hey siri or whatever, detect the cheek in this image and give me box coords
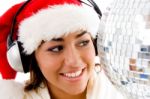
[36,53,62,80]
[82,45,95,67]
[37,52,60,69]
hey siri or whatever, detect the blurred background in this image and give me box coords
[0,0,113,82]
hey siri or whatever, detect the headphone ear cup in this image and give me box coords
[94,38,98,55]
[7,41,32,73]
[17,41,32,73]
[7,41,24,72]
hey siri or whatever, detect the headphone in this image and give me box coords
[7,0,102,73]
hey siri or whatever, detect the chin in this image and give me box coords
[66,84,87,95]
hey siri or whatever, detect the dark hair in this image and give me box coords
[24,53,47,91]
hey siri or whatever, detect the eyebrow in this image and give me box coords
[51,30,88,42]
[52,37,64,42]
[76,30,87,38]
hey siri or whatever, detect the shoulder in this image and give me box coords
[87,70,126,99]
[0,80,50,99]
[0,80,25,99]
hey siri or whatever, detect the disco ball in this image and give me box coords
[97,0,150,99]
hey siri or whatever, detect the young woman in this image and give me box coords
[0,0,124,99]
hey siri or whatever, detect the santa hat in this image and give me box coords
[0,0,100,79]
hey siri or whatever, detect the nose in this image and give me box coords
[63,46,83,68]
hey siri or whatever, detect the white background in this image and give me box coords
[0,0,113,16]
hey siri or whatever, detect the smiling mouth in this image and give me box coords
[60,69,85,78]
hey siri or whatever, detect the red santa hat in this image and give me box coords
[0,0,100,79]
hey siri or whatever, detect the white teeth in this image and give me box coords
[63,70,82,78]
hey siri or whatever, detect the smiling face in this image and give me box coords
[35,30,96,98]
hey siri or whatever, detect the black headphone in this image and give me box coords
[7,0,102,73]
[7,0,32,73]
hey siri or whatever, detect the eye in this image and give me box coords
[78,40,90,47]
[47,45,63,53]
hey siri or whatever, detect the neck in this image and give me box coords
[50,91,86,99]
[47,84,86,99]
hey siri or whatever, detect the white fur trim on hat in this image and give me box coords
[18,4,100,55]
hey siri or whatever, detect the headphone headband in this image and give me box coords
[7,0,30,50]
[79,0,102,19]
